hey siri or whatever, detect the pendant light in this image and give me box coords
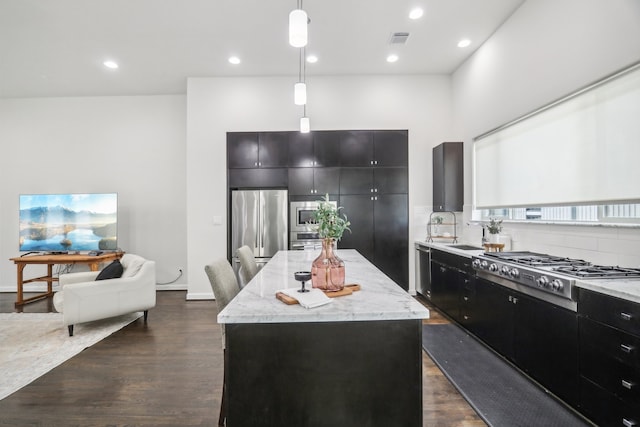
[300,107,310,133]
[294,48,307,105]
[289,1,308,48]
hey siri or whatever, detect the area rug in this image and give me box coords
[422,323,589,427]
[0,311,142,400]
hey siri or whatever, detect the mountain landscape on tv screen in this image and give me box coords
[19,205,117,251]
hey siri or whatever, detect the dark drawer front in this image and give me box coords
[431,249,472,273]
[580,317,640,370]
[580,289,640,336]
[582,340,640,404]
[580,377,640,427]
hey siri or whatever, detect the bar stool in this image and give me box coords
[204,258,241,426]
[236,245,259,286]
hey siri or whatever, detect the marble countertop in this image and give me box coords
[414,240,640,305]
[218,249,430,324]
[414,240,484,258]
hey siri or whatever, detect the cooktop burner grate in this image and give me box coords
[554,265,640,279]
[483,251,590,267]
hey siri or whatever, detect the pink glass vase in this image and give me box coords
[311,238,345,292]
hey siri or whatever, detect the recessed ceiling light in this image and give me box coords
[457,39,471,48]
[306,54,318,64]
[409,8,424,20]
[228,56,241,65]
[386,54,399,63]
[103,60,118,69]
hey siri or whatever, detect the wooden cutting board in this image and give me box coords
[276,284,361,305]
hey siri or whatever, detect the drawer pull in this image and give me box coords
[623,418,637,427]
[622,379,635,390]
[621,312,633,321]
[621,344,635,354]
[463,296,469,301]
[463,315,470,320]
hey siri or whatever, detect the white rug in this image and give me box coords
[0,311,142,400]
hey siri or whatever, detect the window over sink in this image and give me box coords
[477,203,640,225]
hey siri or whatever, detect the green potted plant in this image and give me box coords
[486,217,503,243]
[311,194,351,291]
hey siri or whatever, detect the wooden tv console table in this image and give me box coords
[9,252,124,307]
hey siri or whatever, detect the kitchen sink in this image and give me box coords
[447,244,483,251]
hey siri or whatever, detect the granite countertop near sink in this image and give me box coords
[415,240,485,258]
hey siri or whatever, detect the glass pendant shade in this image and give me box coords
[289,9,308,47]
[300,116,310,133]
[294,82,307,105]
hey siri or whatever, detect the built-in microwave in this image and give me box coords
[289,200,337,249]
[289,200,337,233]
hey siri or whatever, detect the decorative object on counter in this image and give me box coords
[310,194,351,291]
[294,271,311,293]
[432,215,444,235]
[427,211,457,243]
[486,217,503,244]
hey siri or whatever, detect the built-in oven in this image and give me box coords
[289,200,336,250]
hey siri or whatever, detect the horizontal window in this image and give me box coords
[478,203,640,225]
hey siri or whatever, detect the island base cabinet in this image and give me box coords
[225,320,423,427]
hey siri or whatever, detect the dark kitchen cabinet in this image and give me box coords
[578,289,640,426]
[339,130,408,167]
[338,194,408,289]
[227,132,289,169]
[433,141,463,212]
[428,249,474,326]
[288,131,341,167]
[473,277,578,406]
[288,167,339,196]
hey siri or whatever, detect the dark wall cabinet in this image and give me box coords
[433,141,463,212]
[578,289,640,427]
[227,129,409,290]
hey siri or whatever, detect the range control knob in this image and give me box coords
[489,263,499,272]
[481,260,489,269]
[550,279,564,291]
[509,268,520,279]
[500,266,510,275]
[472,259,481,269]
[537,276,549,288]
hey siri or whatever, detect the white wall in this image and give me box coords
[186,75,452,298]
[0,95,187,291]
[452,0,640,266]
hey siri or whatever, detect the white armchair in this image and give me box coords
[53,254,156,336]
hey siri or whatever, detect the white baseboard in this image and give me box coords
[186,292,215,300]
[1,284,188,293]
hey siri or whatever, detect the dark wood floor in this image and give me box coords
[0,291,485,427]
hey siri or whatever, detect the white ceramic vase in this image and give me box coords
[488,233,501,244]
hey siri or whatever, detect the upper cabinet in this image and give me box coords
[227,132,289,168]
[288,131,341,167]
[338,130,408,167]
[433,141,463,212]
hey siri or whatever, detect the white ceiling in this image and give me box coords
[0,0,525,98]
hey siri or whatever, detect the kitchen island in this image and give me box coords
[218,249,430,427]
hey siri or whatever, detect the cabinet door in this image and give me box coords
[313,131,341,167]
[339,168,374,195]
[459,273,475,329]
[373,130,408,166]
[515,294,579,406]
[288,168,314,195]
[374,167,408,194]
[474,277,515,360]
[337,195,374,262]
[258,132,289,167]
[374,194,408,290]
[228,168,288,188]
[430,260,459,318]
[313,167,340,195]
[339,131,374,166]
[433,142,463,212]
[228,132,259,168]
[432,143,445,210]
[288,132,314,167]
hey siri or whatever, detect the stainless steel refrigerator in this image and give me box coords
[231,189,288,279]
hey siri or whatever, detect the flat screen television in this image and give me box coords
[19,193,118,252]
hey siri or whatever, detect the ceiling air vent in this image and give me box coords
[389,32,410,44]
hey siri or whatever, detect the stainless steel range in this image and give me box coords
[472,251,640,311]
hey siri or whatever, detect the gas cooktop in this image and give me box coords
[554,265,640,279]
[482,251,590,267]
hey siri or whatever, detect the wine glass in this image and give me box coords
[294,271,312,293]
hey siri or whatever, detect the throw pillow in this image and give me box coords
[95,259,124,281]
[121,254,146,278]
